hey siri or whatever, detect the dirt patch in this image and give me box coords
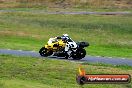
[0,30,41,39]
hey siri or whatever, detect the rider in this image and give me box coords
[61,34,70,58]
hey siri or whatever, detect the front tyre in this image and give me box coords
[39,47,49,57]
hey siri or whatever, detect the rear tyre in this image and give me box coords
[80,49,86,58]
[72,53,82,60]
[72,49,86,60]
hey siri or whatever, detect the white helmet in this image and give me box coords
[63,34,69,37]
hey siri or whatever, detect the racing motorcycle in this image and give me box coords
[39,34,89,60]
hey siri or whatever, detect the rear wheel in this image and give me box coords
[80,49,86,58]
[72,53,82,60]
[72,49,86,60]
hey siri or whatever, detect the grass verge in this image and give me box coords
[0,55,132,88]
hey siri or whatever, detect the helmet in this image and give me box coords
[62,34,69,37]
[62,34,69,42]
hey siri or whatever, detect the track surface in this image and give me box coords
[0,10,131,15]
[0,49,132,66]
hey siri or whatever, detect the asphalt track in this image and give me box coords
[0,49,132,66]
[0,10,131,15]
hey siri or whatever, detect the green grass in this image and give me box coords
[0,55,132,88]
[0,12,132,58]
